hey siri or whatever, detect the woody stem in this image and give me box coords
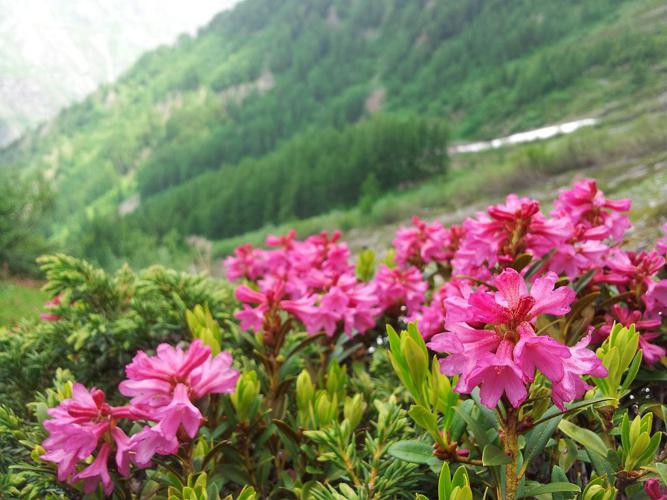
[503,407,519,500]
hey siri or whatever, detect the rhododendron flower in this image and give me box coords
[551,333,607,410]
[602,250,664,289]
[129,425,179,467]
[229,230,383,338]
[429,268,604,409]
[546,225,610,278]
[646,279,667,316]
[410,279,473,340]
[120,340,238,447]
[40,294,62,321]
[41,384,135,494]
[466,268,575,329]
[596,305,665,366]
[224,243,267,281]
[282,274,380,337]
[234,278,287,332]
[552,178,631,242]
[374,264,427,315]
[393,217,461,268]
[644,478,667,500]
[465,340,527,408]
[73,442,113,495]
[453,194,569,277]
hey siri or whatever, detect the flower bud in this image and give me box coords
[326,361,347,400]
[343,394,366,431]
[315,392,337,427]
[403,336,427,388]
[231,370,261,422]
[296,369,314,413]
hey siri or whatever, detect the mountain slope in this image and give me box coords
[0,0,665,268]
[0,0,240,145]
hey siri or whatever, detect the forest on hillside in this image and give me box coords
[0,0,664,272]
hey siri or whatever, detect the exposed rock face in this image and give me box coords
[0,0,240,146]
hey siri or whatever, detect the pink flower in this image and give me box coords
[41,384,135,493]
[40,294,62,321]
[129,425,179,467]
[453,194,569,277]
[646,279,667,315]
[234,278,287,332]
[601,250,664,290]
[411,279,472,340]
[429,268,603,409]
[546,224,610,278]
[283,276,380,337]
[224,244,266,281]
[374,265,427,316]
[119,340,239,445]
[639,333,667,367]
[551,334,607,410]
[644,478,667,500]
[465,341,527,408]
[466,268,575,329]
[552,178,631,242]
[73,442,113,496]
[514,324,571,382]
[393,217,460,267]
[596,305,665,366]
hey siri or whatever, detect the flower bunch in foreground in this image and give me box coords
[41,340,239,495]
[428,268,607,409]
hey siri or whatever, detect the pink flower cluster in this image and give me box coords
[393,216,463,269]
[225,178,665,406]
[427,268,607,409]
[226,230,383,338]
[42,385,133,495]
[394,179,664,365]
[41,340,238,495]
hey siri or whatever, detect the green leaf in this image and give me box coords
[519,482,580,497]
[438,461,452,500]
[454,405,491,448]
[524,248,556,279]
[510,253,532,272]
[409,404,443,445]
[482,444,511,466]
[558,419,608,457]
[656,462,667,485]
[551,466,577,500]
[524,406,562,466]
[635,432,661,467]
[621,351,643,390]
[387,440,434,464]
[586,449,616,480]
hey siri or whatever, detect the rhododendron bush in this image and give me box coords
[1,178,666,499]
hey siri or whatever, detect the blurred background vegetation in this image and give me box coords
[0,0,665,322]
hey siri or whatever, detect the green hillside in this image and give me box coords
[0,0,665,269]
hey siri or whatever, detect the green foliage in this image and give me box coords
[592,323,642,402]
[0,254,234,412]
[1,252,666,498]
[133,114,448,239]
[2,0,664,267]
[0,173,52,276]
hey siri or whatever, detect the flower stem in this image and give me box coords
[503,407,519,500]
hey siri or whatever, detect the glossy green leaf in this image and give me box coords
[387,440,434,464]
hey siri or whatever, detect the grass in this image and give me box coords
[0,280,47,327]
